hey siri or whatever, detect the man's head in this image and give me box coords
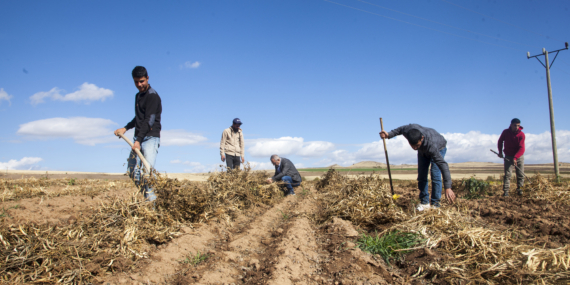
[232,118,242,130]
[405,129,424,150]
[510,118,521,132]
[132,66,149,93]
[270,154,281,166]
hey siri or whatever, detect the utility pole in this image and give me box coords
[527,42,568,182]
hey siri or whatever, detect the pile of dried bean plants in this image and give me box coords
[0,167,283,284]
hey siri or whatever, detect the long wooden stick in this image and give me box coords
[380,118,394,196]
[117,133,152,174]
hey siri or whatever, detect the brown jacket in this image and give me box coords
[220,127,244,157]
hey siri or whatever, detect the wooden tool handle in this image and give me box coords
[117,133,152,174]
[379,118,394,196]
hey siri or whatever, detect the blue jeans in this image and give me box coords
[127,136,160,201]
[417,147,446,207]
[280,176,301,195]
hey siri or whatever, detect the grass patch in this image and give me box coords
[278,209,289,220]
[179,251,209,266]
[357,230,423,265]
[298,168,417,172]
[462,177,490,199]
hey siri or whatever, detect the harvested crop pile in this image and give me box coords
[391,207,570,283]
[0,177,131,201]
[315,169,406,227]
[525,173,570,204]
[0,168,283,284]
[153,167,283,223]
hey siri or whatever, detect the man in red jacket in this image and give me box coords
[497,118,525,196]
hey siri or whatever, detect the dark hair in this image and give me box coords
[511,118,521,124]
[132,66,148,78]
[406,129,423,145]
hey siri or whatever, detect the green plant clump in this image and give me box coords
[462,177,490,199]
[357,230,423,265]
[68,178,76,186]
[179,251,209,266]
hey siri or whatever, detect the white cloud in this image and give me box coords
[325,130,570,166]
[0,88,13,106]
[161,130,208,146]
[0,157,43,170]
[30,83,113,105]
[181,61,201,69]
[17,117,117,146]
[248,161,274,170]
[247,137,335,158]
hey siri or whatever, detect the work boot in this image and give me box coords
[516,188,523,196]
[503,190,509,197]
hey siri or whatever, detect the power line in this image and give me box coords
[355,0,538,49]
[441,0,566,44]
[323,0,525,52]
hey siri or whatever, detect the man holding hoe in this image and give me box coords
[114,66,162,202]
[496,118,525,196]
[380,124,456,211]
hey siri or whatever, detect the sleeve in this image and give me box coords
[135,94,160,143]
[514,133,525,159]
[272,160,291,181]
[124,117,136,130]
[430,147,452,189]
[388,124,416,139]
[220,129,228,156]
[240,131,245,157]
[497,131,505,156]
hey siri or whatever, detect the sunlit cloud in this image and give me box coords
[0,157,43,170]
[30,83,113,105]
[0,88,13,106]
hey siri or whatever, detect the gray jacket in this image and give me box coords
[272,157,302,183]
[388,124,452,189]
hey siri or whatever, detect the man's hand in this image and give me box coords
[379,131,389,139]
[514,158,517,166]
[241,157,245,163]
[266,178,273,184]
[445,188,456,204]
[221,154,225,162]
[133,141,141,151]
[498,152,504,158]
[114,128,127,136]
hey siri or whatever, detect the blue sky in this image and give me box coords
[1,0,570,173]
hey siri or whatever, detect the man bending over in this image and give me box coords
[380,124,456,211]
[266,155,302,196]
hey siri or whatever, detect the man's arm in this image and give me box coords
[514,133,525,160]
[125,117,136,130]
[220,129,228,156]
[135,94,160,143]
[387,124,420,139]
[497,131,505,157]
[240,130,245,157]
[272,160,291,181]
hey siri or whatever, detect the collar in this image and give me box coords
[137,85,151,96]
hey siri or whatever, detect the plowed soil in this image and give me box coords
[2,176,569,284]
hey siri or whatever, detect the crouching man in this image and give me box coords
[266,155,302,196]
[380,124,456,211]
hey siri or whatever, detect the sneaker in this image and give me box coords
[416,204,431,211]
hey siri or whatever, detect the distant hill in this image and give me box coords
[350,161,386,168]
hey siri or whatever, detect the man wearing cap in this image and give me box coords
[497,118,526,196]
[220,118,245,170]
[380,124,456,211]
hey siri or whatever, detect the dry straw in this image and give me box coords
[0,167,283,284]
[315,169,407,227]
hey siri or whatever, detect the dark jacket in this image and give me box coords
[498,126,525,159]
[388,124,452,189]
[272,157,302,183]
[124,85,162,143]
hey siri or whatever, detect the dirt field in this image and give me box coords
[1,170,569,284]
